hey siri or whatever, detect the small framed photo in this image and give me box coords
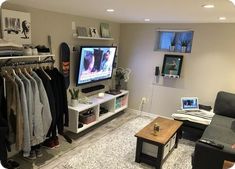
[161,54,183,78]
[100,23,111,38]
[89,27,99,38]
[1,9,31,45]
[77,26,88,37]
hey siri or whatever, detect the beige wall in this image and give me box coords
[2,3,120,94]
[119,23,235,117]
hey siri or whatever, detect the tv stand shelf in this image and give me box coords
[66,90,129,133]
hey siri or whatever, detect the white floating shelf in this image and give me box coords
[77,36,114,41]
[0,54,55,60]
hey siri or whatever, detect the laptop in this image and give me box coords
[181,97,199,111]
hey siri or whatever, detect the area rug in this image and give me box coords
[55,116,195,169]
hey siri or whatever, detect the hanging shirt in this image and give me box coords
[14,74,31,157]
[4,74,23,150]
[0,76,7,121]
[46,68,69,134]
[18,73,33,144]
[35,69,56,138]
[20,72,44,146]
[31,72,52,140]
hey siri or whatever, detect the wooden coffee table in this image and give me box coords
[135,117,183,169]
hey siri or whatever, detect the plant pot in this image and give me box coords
[169,45,175,52]
[115,84,121,91]
[71,99,78,107]
[181,46,187,53]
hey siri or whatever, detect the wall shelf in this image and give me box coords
[77,36,114,41]
[0,54,55,60]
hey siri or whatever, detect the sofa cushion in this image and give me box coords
[210,114,235,131]
[214,91,235,118]
[202,125,235,145]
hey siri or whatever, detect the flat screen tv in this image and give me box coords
[161,54,183,78]
[76,46,117,85]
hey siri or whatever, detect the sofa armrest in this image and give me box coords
[192,141,235,169]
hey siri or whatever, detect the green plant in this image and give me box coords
[170,41,175,46]
[69,88,79,100]
[181,40,189,47]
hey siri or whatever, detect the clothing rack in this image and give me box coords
[0,55,55,69]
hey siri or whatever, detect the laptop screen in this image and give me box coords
[181,97,199,110]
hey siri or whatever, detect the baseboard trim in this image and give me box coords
[126,108,173,120]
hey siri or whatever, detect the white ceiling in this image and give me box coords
[5,0,235,23]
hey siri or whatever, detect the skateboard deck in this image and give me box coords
[60,42,70,89]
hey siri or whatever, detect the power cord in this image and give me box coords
[138,99,145,116]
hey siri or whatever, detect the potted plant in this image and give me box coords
[170,39,175,52]
[115,67,131,91]
[181,40,189,53]
[69,88,79,107]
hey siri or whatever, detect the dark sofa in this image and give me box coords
[192,91,235,169]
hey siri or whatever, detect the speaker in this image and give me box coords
[82,85,105,93]
[155,66,160,76]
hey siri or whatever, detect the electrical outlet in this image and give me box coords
[141,97,147,104]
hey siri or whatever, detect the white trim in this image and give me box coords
[126,108,173,120]
[155,28,193,32]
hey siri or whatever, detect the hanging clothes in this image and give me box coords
[0,76,10,167]
[0,76,7,120]
[35,69,56,138]
[0,117,9,168]
[31,72,52,139]
[4,73,23,150]
[14,74,31,157]
[46,68,69,134]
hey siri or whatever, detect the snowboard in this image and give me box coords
[60,42,70,89]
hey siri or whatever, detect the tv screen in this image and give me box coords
[161,54,183,78]
[76,46,117,85]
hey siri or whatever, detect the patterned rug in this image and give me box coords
[55,116,195,169]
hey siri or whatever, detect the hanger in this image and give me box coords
[28,66,33,74]
[40,66,51,80]
[12,68,17,76]
[16,67,22,75]
[23,67,31,78]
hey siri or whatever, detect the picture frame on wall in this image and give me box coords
[100,23,111,38]
[77,26,88,37]
[89,27,99,38]
[161,54,183,78]
[1,9,31,45]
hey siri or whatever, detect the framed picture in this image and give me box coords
[89,27,99,38]
[161,54,183,78]
[77,26,88,37]
[1,9,31,45]
[100,23,111,38]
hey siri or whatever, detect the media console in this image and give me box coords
[65,90,129,133]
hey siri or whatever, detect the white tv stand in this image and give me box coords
[66,90,129,133]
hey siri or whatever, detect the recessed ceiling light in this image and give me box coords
[202,4,215,8]
[106,9,115,12]
[0,0,6,6]
[229,0,235,5]
[219,17,227,21]
[144,18,150,22]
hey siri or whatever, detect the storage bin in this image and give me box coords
[79,110,96,124]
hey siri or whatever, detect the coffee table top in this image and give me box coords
[135,117,183,144]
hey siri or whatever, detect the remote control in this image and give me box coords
[199,139,224,149]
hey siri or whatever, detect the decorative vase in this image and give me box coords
[71,99,78,107]
[169,45,175,52]
[181,46,187,53]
